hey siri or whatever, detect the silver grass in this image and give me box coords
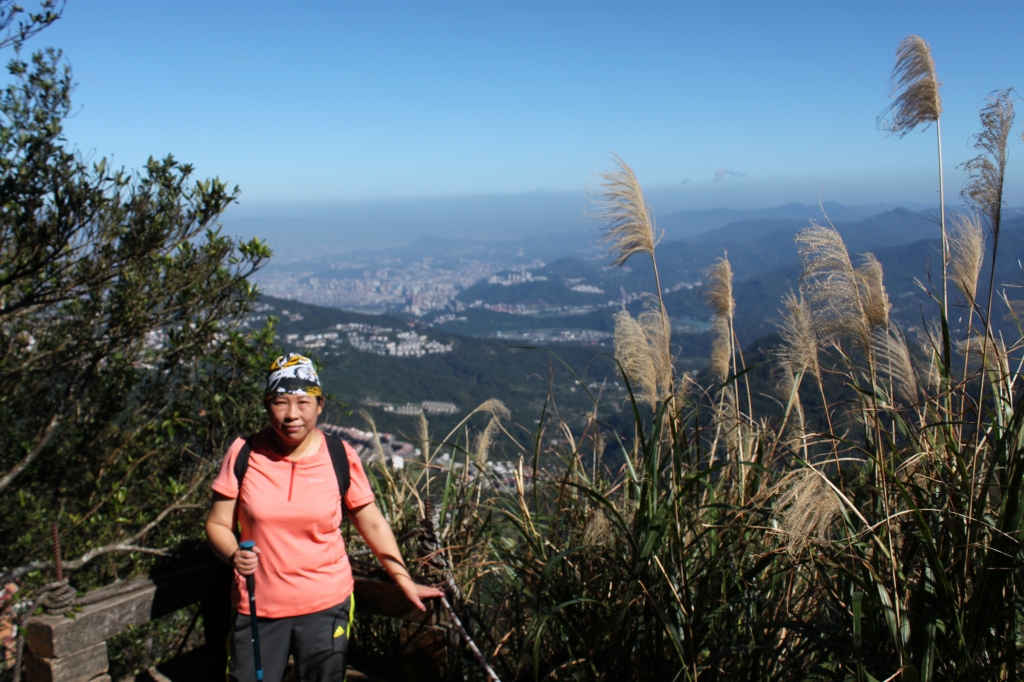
[417,411,431,461]
[704,257,735,319]
[949,213,985,303]
[707,315,732,383]
[613,304,672,407]
[775,365,806,451]
[717,384,741,457]
[770,467,841,557]
[777,291,820,385]
[915,327,943,394]
[592,154,658,267]
[878,35,942,137]
[472,398,511,421]
[583,508,613,547]
[873,326,919,405]
[856,253,891,329]
[961,90,1015,235]
[474,417,500,465]
[795,223,869,351]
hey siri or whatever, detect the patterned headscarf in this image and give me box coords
[264,353,322,400]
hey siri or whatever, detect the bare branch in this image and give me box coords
[0,412,61,493]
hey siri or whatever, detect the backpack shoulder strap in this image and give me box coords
[324,435,352,511]
[231,436,253,538]
[233,436,253,489]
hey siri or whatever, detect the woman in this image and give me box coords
[206,353,443,681]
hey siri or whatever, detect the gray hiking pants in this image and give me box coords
[228,596,353,682]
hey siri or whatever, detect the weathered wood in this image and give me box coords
[353,577,429,623]
[24,560,451,682]
[24,640,107,682]
[27,566,214,658]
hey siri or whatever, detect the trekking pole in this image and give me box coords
[238,541,264,682]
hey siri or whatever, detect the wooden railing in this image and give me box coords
[22,559,454,682]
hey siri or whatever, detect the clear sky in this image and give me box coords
[27,0,1024,229]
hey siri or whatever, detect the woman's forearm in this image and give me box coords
[207,520,240,564]
[350,503,414,584]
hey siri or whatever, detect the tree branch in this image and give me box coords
[0,485,201,583]
[0,412,61,493]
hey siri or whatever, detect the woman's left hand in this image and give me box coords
[397,578,446,611]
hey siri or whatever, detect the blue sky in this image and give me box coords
[30,1,1024,230]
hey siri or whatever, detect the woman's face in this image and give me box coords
[265,394,323,446]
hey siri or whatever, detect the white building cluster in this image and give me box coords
[282,322,453,357]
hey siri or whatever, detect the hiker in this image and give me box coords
[205,353,444,682]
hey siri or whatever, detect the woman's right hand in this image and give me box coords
[233,544,260,575]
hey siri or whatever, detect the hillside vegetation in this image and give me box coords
[5,15,1024,682]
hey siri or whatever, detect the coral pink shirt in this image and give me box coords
[212,428,375,618]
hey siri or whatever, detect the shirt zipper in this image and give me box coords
[288,461,295,501]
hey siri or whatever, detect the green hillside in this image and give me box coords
[259,296,629,442]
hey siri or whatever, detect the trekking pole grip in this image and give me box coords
[239,541,257,597]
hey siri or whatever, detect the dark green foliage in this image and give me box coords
[0,37,276,596]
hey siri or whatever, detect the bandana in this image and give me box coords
[265,353,322,400]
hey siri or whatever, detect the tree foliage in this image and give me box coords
[0,19,277,587]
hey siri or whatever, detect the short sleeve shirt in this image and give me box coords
[212,428,375,618]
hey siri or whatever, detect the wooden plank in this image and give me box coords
[26,570,210,659]
[24,640,107,682]
[353,577,429,623]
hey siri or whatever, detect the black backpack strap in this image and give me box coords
[231,436,252,538]
[233,437,253,488]
[324,435,352,516]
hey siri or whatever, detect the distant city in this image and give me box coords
[256,255,700,319]
[257,257,519,316]
[284,321,454,357]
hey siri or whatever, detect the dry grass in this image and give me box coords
[707,315,732,383]
[474,416,500,464]
[873,326,919,405]
[582,508,612,547]
[961,89,1015,231]
[795,223,869,351]
[591,154,658,267]
[855,253,891,329]
[777,291,820,385]
[704,257,734,319]
[769,467,842,557]
[613,303,672,407]
[949,212,985,303]
[878,35,942,136]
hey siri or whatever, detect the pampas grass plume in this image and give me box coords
[613,305,671,407]
[873,326,919,405]
[961,90,1016,232]
[856,253,891,329]
[878,35,942,136]
[770,468,841,557]
[708,315,731,383]
[795,223,869,350]
[592,154,658,267]
[704,257,735,319]
[777,291,820,384]
[474,417,500,464]
[949,213,985,302]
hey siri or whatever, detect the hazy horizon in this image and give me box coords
[222,190,946,257]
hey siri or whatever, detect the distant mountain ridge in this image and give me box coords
[655,201,934,239]
[456,208,954,311]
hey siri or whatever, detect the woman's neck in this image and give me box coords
[269,427,321,461]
